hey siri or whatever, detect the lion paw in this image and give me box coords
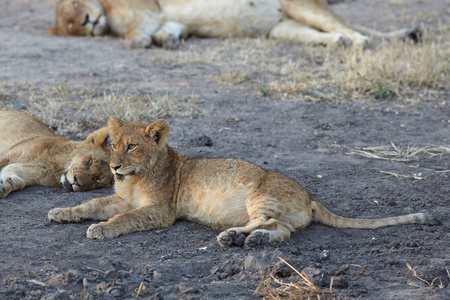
[87,223,119,240]
[245,230,270,248]
[217,230,247,247]
[161,34,181,50]
[126,36,151,49]
[0,183,9,198]
[48,208,73,223]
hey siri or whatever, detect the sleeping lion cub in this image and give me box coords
[0,110,113,198]
[48,118,439,247]
[46,0,419,49]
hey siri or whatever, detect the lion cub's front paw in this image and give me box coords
[48,208,73,223]
[87,223,119,240]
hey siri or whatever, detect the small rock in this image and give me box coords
[210,266,219,275]
[319,250,330,261]
[244,255,260,271]
[191,135,213,147]
[105,269,120,279]
[331,276,349,289]
[41,290,71,300]
[290,247,302,256]
[302,267,320,277]
[153,270,162,279]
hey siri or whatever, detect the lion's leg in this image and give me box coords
[0,163,49,198]
[152,21,187,50]
[86,203,176,239]
[279,0,369,46]
[48,194,130,223]
[217,217,291,248]
[217,192,294,248]
[269,19,349,46]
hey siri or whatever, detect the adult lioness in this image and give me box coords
[46,0,419,49]
[0,110,114,198]
[48,118,439,247]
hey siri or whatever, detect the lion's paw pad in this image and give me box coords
[218,230,246,247]
[246,231,270,248]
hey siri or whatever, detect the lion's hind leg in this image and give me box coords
[0,163,34,198]
[279,0,369,46]
[217,218,291,248]
[269,19,351,47]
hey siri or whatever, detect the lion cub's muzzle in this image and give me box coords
[61,173,79,192]
[110,164,136,181]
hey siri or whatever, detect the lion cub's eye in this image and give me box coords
[128,144,137,151]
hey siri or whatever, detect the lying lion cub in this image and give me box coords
[48,118,439,247]
[46,0,419,49]
[0,110,113,198]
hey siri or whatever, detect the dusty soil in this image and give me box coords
[0,0,449,299]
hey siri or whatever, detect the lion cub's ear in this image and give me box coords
[145,119,170,145]
[83,127,111,151]
[46,27,60,35]
[107,117,124,137]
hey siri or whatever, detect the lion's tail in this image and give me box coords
[310,197,440,229]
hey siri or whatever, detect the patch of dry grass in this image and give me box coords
[325,38,449,101]
[210,69,247,85]
[85,90,204,124]
[255,257,343,300]
[0,85,204,138]
[406,263,444,289]
[152,14,449,104]
[346,142,450,179]
[347,142,450,163]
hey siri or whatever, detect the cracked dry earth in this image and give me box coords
[0,0,449,299]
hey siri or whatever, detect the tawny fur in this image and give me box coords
[46,0,419,49]
[0,110,113,198]
[48,118,439,248]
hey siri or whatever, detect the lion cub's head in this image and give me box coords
[61,127,114,192]
[107,118,170,181]
[46,0,107,37]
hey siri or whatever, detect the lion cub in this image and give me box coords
[0,110,113,198]
[48,118,439,247]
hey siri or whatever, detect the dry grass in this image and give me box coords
[84,90,204,124]
[406,263,444,289]
[347,142,450,163]
[210,69,247,85]
[255,257,343,300]
[325,38,449,101]
[346,142,450,179]
[150,13,449,104]
[0,85,204,137]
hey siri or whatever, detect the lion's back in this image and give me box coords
[0,111,55,153]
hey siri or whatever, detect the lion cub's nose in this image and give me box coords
[111,165,121,171]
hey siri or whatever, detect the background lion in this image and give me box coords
[46,0,420,48]
[0,110,114,198]
[48,118,439,247]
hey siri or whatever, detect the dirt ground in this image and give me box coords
[0,0,449,299]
